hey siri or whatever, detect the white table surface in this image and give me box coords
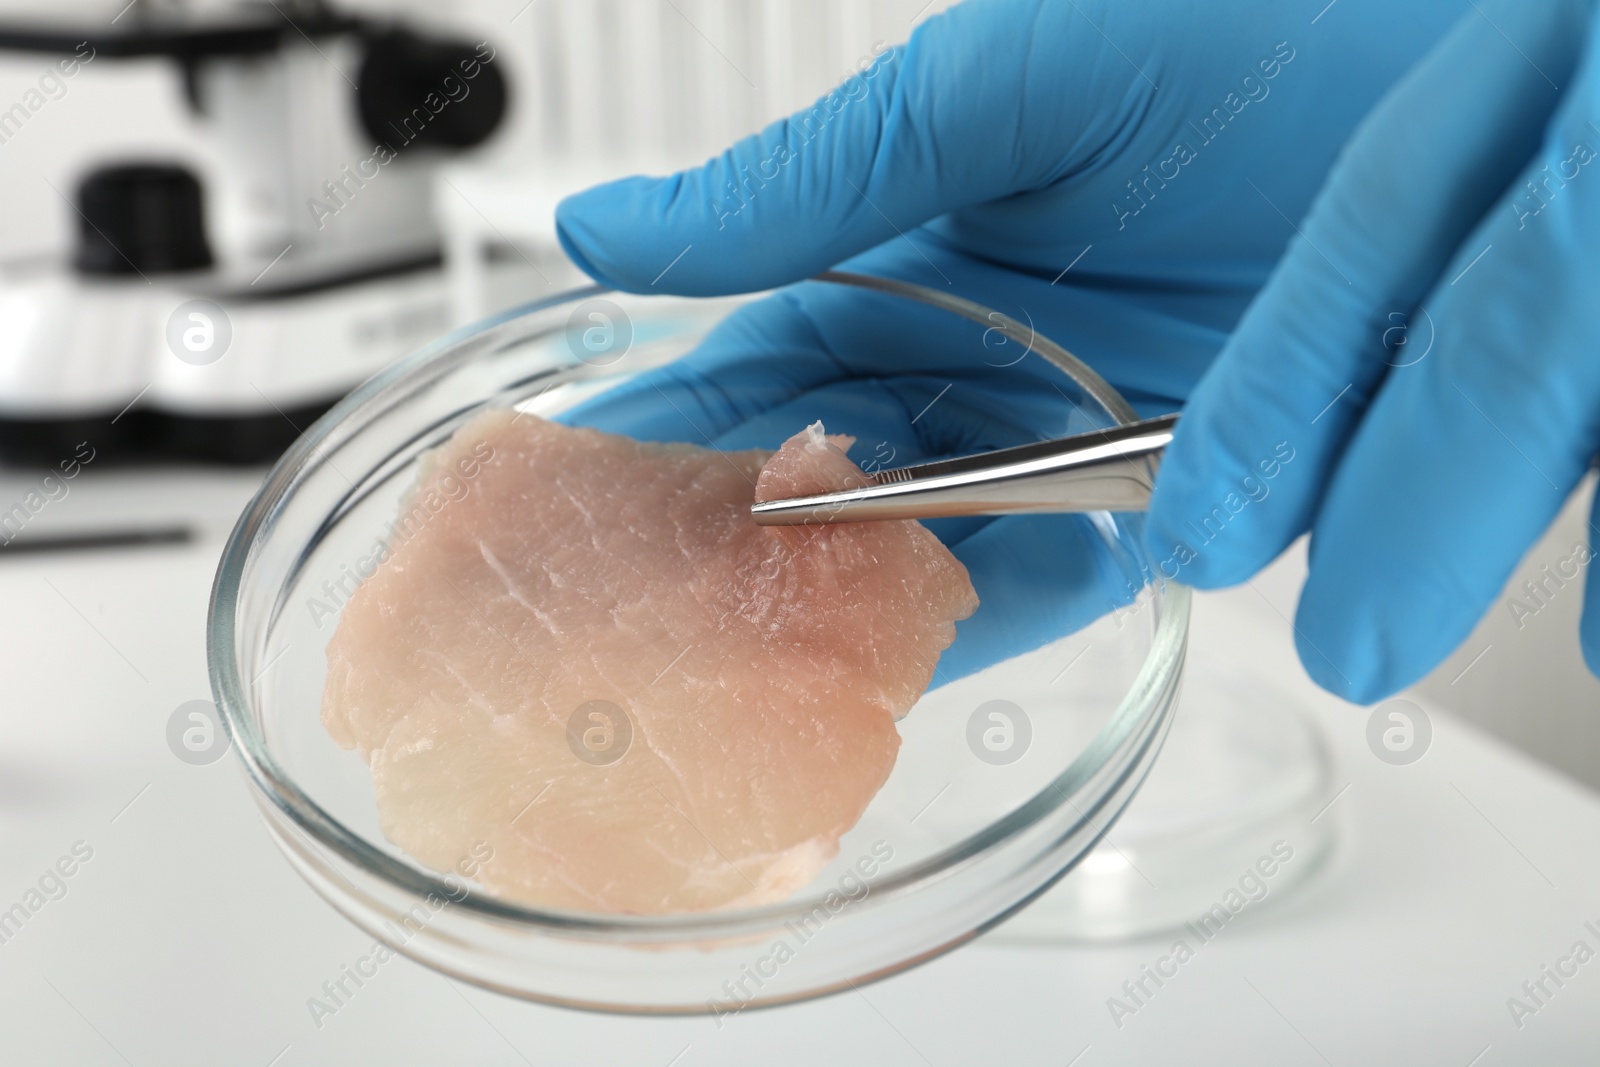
[1,464,1598,1067]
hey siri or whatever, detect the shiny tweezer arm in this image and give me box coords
[750,414,1178,525]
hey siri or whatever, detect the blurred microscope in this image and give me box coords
[0,0,511,462]
[0,0,950,464]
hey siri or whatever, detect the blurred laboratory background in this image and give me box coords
[0,0,1592,786]
[1,3,1599,1064]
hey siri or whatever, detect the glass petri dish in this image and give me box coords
[207,272,1190,1013]
[995,658,1336,942]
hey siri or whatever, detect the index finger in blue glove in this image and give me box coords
[554,0,1158,296]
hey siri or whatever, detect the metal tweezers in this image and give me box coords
[750,413,1177,525]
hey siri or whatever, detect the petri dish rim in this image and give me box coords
[206,271,1191,943]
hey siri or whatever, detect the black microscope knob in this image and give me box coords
[73,162,214,276]
[357,29,508,151]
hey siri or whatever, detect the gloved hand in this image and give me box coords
[1147,0,1600,701]
[555,0,1463,683]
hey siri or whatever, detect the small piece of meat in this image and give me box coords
[321,411,978,914]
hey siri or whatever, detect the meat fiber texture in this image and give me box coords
[321,410,978,915]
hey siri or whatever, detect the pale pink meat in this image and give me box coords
[321,410,978,914]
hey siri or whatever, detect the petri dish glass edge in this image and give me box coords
[205,274,1191,973]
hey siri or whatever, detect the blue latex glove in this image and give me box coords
[1148,0,1600,701]
[555,0,1463,682]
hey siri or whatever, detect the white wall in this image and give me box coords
[1415,475,1600,790]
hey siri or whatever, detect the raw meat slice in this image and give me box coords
[321,410,978,914]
